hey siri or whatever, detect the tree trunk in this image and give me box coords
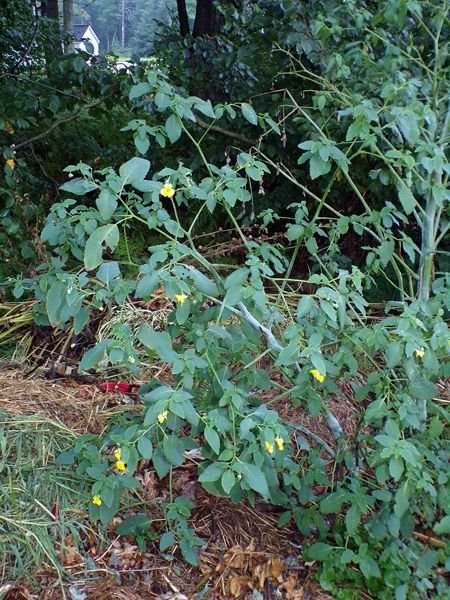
[121,0,126,47]
[193,0,220,37]
[176,0,190,37]
[63,0,74,53]
[40,0,62,59]
[41,0,59,19]
[176,0,243,100]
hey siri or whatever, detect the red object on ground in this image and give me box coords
[99,381,139,393]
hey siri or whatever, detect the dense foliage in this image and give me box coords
[1,0,449,598]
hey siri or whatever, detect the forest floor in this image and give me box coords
[0,362,344,600]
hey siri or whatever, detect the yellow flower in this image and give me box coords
[114,448,121,460]
[6,159,15,170]
[115,460,126,471]
[160,182,175,198]
[414,348,425,358]
[274,437,284,451]
[92,495,102,506]
[310,369,325,383]
[157,410,168,424]
[174,293,188,305]
[264,440,274,454]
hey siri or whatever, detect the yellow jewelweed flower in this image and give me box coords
[115,460,126,471]
[160,182,175,198]
[157,410,168,424]
[414,348,425,358]
[92,495,102,506]
[174,293,188,305]
[6,159,15,170]
[264,440,274,454]
[114,448,121,460]
[310,369,325,383]
[274,437,284,451]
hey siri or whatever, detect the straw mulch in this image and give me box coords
[0,363,336,600]
[0,364,133,433]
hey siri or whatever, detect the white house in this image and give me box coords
[72,24,100,55]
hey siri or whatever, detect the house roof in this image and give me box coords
[72,23,89,41]
[72,23,99,44]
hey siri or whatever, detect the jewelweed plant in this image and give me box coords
[10,1,450,597]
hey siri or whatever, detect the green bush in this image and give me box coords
[8,1,450,597]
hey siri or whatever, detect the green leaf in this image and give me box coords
[221,469,236,494]
[137,436,153,459]
[137,325,178,363]
[129,81,152,100]
[241,102,258,125]
[360,556,381,579]
[198,462,228,483]
[305,542,334,561]
[119,157,151,184]
[320,489,348,514]
[160,531,175,552]
[96,189,118,221]
[176,299,190,325]
[236,462,269,498]
[389,456,404,481]
[311,353,326,375]
[346,504,361,535]
[309,154,331,179]
[378,240,395,266]
[386,341,402,367]
[297,296,315,320]
[162,435,185,466]
[60,178,98,195]
[165,114,182,143]
[56,449,75,465]
[188,267,219,297]
[276,342,299,367]
[204,426,220,455]
[74,307,90,335]
[409,377,437,401]
[46,281,66,326]
[136,272,160,299]
[194,98,216,119]
[394,481,410,518]
[320,299,337,323]
[97,261,120,285]
[180,540,199,566]
[433,516,450,535]
[116,514,151,536]
[84,224,120,271]
[154,92,171,110]
[286,223,304,241]
[152,447,171,478]
[79,341,107,371]
[224,267,249,289]
[396,184,416,215]
[134,134,150,155]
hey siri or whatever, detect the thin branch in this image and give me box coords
[13,93,116,151]
[288,421,336,456]
[11,0,40,74]
[234,302,344,441]
[195,115,257,145]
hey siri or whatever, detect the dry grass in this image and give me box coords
[0,361,336,600]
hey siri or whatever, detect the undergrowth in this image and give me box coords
[2,1,450,598]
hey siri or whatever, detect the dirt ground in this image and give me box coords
[0,364,340,600]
